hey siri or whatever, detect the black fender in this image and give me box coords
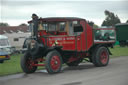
[43,46,63,56]
[90,44,112,55]
[106,47,112,55]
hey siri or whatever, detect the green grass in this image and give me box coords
[110,45,128,57]
[0,54,23,76]
[0,45,128,76]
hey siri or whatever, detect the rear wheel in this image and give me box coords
[45,50,62,74]
[21,52,37,73]
[92,46,109,67]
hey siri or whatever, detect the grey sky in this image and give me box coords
[0,0,128,26]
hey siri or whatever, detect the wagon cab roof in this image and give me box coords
[28,17,85,23]
[115,23,128,26]
[41,17,85,21]
[0,35,8,39]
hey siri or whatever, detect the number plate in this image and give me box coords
[0,56,6,58]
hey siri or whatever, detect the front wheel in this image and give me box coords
[92,46,109,67]
[20,52,37,73]
[45,50,62,74]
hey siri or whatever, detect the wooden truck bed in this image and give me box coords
[93,28,116,44]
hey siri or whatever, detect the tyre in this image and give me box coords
[45,50,62,74]
[20,52,37,73]
[92,46,109,67]
[0,60,4,63]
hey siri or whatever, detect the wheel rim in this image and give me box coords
[100,50,108,64]
[26,57,35,70]
[50,56,61,71]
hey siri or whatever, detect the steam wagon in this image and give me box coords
[21,15,116,74]
[115,23,128,46]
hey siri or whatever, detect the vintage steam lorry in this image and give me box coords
[21,15,116,74]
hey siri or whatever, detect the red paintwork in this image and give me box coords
[37,18,115,52]
[31,58,45,66]
[26,17,117,72]
[85,22,93,50]
[48,36,76,50]
[37,19,94,51]
[32,64,45,66]
[78,20,87,51]
[67,57,80,63]
[29,17,115,65]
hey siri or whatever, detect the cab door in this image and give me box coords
[61,21,76,51]
[74,25,84,51]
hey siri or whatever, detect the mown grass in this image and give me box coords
[0,45,128,76]
[0,54,23,76]
[110,45,128,57]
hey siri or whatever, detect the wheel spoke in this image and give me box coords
[100,50,108,64]
[50,56,61,71]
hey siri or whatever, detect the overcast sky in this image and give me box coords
[0,0,128,26]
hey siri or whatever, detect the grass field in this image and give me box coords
[109,45,128,57]
[0,54,23,76]
[0,45,128,76]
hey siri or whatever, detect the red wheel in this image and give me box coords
[21,52,37,73]
[92,46,109,67]
[100,50,108,64]
[45,50,62,74]
[50,56,61,71]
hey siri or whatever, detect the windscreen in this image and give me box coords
[0,39,9,46]
[42,22,66,32]
[43,23,56,31]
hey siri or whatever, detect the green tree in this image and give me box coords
[93,24,99,29]
[102,10,121,26]
[126,20,128,23]
[0,22,9,26]
[87,20,99,29]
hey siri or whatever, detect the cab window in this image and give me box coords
[73,21,83,36]
[59,22,65,31]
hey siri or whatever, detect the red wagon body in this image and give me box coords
[21,16,116,74]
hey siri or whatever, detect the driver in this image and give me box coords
[32,13,39,38]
